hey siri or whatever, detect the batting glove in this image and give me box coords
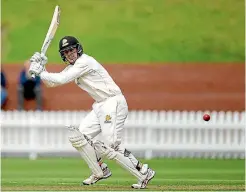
[30,52,48,66]
[28,61,44,77]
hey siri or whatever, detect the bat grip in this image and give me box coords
[31,52,45,78]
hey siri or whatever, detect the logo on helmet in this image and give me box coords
[62,39,68,47]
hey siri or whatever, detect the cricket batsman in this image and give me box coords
[28,36,155,189]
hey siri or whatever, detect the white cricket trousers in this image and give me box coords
[79,94,128,148]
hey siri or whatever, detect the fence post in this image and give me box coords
[145,125,153,159]
[29,113,38,160]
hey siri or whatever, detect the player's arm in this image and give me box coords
[41,67,69,87]
[41,70,59,87]
[40,61,90,86]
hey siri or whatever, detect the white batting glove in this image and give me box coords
[30,52,48,66]
[28,61,44,77]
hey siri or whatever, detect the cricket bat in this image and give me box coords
[31,5,60,78]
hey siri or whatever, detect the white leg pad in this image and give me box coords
[115,152,145,181]
[93,140,145,181]
[68,126,103,178]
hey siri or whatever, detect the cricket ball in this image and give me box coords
[203,114,210,121]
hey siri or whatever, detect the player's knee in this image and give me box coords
[67,125,87,150]
[113,143,131,156]
[107,140,121,151]
[94,140,117,160]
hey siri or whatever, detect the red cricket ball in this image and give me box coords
[203,114,210,121]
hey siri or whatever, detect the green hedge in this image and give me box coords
[2,0,244,64]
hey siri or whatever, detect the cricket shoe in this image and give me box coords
[82,163,112,185]
[131,164,155,189]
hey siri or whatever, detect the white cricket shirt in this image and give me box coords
[40,54,122,102]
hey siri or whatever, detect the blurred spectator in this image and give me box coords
[1,70,8,108]
[17,60,42,110]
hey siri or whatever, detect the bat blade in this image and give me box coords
[31,5,60,78]
[41,5,60,55]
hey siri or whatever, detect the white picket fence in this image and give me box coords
[1,110,245,159]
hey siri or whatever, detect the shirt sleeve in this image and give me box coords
[40,61,90,87]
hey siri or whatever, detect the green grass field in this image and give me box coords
[1,0,244,63]
[1,157,245,191]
